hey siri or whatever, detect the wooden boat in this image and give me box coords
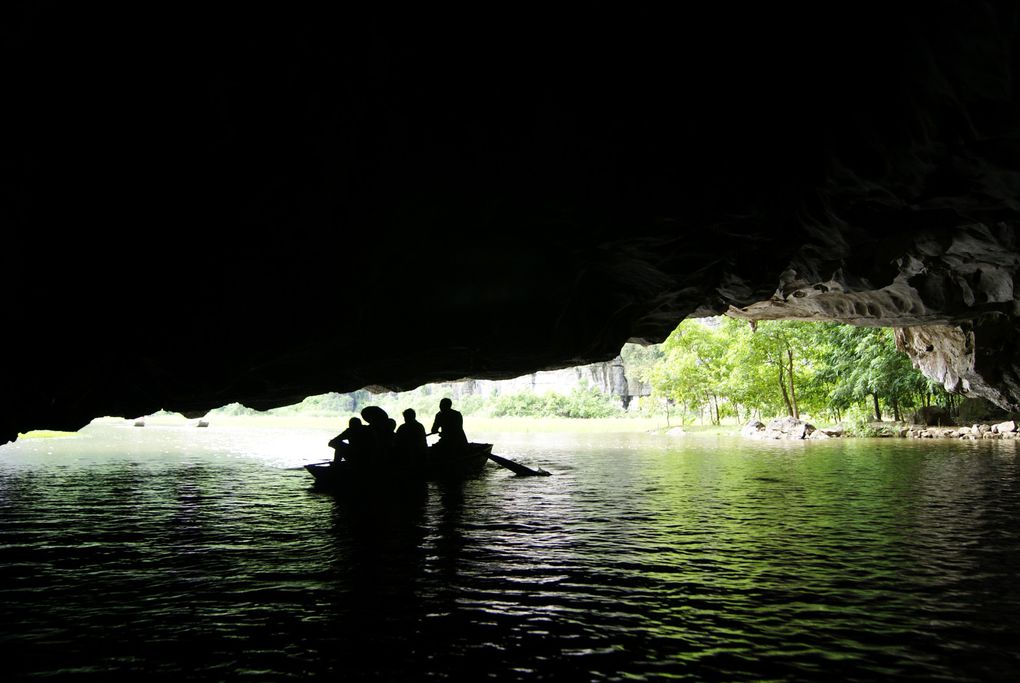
[305,442,493,489]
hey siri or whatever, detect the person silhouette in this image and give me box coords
[394,408,428,461]
[328,417,374,466]
[360,405,394,456]
[429,398,467,454]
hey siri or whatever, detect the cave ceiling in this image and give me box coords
[4,4,1020,442]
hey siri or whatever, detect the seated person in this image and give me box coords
[360,405,395,454]
[429,398,467,455]
[394,408,428,460]
[328,417,375,466]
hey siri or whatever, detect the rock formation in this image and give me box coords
[429,356,648,408]
[3,4,1019,443]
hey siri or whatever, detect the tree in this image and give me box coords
[718,318,793,420]
[723,319,828,419]
[643,317,947,426]
[646,319,732,424]
[813,324,942,421]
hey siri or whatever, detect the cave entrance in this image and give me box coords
[106,316,991,444]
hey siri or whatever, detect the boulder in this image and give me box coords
[741,420,766,438]
[992,420,1016,434]
[743,416,817,440]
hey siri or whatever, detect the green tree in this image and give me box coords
[717,317,787,420]
[620,343,664,384]
[647,319,731,424]
[643,317,945,426]
[813,324,942,421]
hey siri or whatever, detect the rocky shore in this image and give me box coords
[742,416,1019,441]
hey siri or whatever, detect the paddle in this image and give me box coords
[428,432,551,477]
[285,460,331,470]
[487,452,551,477]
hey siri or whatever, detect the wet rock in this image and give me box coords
[992,420,1016,434]
[745,416,816,440]
[742,420,766,438]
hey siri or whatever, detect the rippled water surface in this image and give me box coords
[2,422,1020,681]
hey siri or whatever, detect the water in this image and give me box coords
[2,422,1020,681]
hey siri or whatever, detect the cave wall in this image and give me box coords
[724,222,1020,410]
[3,4,1020,442]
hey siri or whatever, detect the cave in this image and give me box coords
[5,4,1019,444]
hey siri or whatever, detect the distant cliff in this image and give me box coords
[434,356,653,409]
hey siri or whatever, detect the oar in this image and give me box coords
[285,460,332,470]
[487,452,551,477]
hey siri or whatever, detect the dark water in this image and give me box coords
[2,423,1020,681]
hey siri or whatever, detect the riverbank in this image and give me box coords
[17,430,79,439]
[50,413,1017,441]
[741,415,1020,441]
[85,413,679,435]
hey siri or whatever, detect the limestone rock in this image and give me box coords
[992,420,1017,434]
[745,416,816,440]
[742,420,766,438]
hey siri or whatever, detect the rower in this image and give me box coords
[429,398,467,456]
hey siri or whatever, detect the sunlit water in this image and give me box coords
[2,422,1020,681]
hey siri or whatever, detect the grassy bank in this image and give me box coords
[17,430,79,439]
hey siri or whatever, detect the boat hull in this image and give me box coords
[305,443,493,489]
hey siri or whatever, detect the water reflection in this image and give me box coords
[1,424,1020,680]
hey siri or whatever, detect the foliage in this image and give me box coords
[645,318,729,424]
[491,392,547,417]
[269,392,367,416]
[722,318,822,420]
[644,317,949,425]
[204,318,949,427]
[454,394,487,416]
[619,343,664,384]
[842,418,884,438]
[491,388,622,418]
[367,390,487,421]
[812,324,941,421]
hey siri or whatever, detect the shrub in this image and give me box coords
[456,394,486,416]
[491,392,548,417]
[491,389,622,418]
[844,418,882,438]
[556,387,622,418]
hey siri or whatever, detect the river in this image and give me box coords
[1,422,1019,681]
